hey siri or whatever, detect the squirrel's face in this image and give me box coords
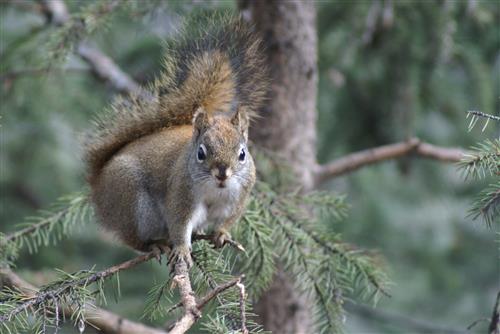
[189,109,253,189]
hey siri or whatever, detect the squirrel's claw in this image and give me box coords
[168,245,193,269]
[213,230,231,248]
[149,243,170,265]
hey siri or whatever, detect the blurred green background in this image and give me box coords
[1,0,498,333]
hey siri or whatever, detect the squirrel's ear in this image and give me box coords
[231,108,249,140]
[193,108,210,137]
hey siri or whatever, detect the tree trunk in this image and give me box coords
[242,1,318,332]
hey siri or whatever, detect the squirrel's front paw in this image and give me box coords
[168,245,193,269]
[213,230,231,248]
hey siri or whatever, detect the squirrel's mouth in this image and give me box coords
[217,182,226,188]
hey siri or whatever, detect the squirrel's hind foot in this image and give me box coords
[213,229,231,248]
[168,244,193,269]
[148,242,171,265]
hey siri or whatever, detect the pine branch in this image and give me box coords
[2,194,86,244]
[467,111,500,121]
[248,181,390,332]
[2,239,251,334]
[468,182,500,226]
[166,270,245,334]
[458,139,500,180]
[466,110,500,132]
[190,245,265,333]
[256,182,390,298]
[38,0,144,96]
[314,138,465,184]
[0,251,158,325]
[272,215,344,333]
[0,192,90,267]
[197,276,244,311]
[231,201,276,299]
[0,268,167,334]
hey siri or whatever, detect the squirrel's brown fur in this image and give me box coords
[83,14,267,266]
[84,15,267,181]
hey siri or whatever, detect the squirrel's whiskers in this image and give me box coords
[83,14,267,267]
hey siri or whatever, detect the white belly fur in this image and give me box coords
[186,178,241,246]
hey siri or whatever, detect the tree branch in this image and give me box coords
[2,207,70,244]
[167,259,200,334]
[39,0,144,96]
[236,281,249,334]
[2,242,244,334]
[164,274,243,328]
[0,251,158,324]
[1,267,167,334]
[165,259,244,334]
[467,110,500,122]
[314,138,465,184]
[196,275,244,310]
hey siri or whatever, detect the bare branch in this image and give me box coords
[76,43,143,94]
[417,142,465,162]
[236,281,249,334]
[167,259,200,334]
[196,276,243,310]
[314,138,465,184]
[1,268,167,334]
[39,0,144,96]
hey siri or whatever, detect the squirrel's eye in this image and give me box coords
[238,148,246,162]
[197,144,207,162]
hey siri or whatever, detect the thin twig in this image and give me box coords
[314,138,465,184]
[236,280,248,334]
[164,275,243,320]
[2,208,70,244]
[467,110,500,122]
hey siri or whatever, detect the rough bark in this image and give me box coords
[243,1,318,333]
[247,0,318,190]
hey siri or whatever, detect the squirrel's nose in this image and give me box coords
[213,165,231,181]
[216,174,226,181]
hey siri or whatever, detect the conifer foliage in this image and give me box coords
[459,111,500,226]
[0,180,389,333]
[5,0,497,333]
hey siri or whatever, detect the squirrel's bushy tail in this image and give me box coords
[84,13,267,181]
